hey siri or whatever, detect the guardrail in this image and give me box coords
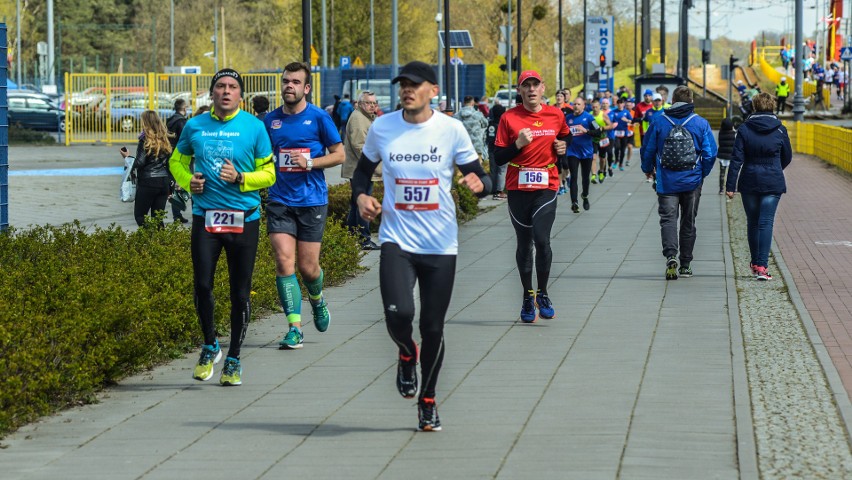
[757,46,831,109]
[784,121,852,174]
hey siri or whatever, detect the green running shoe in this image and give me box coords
[311,296,331,333]
[279,326,304,349]
[678,264,693,278]
[193,342,222,381]
[219,357,242,386]
[665,257,679,281]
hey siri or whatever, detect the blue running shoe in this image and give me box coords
[520,290,537,323]
[536,291,555,319]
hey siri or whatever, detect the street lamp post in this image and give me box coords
[170,0,175,67]
[793,0,805,121]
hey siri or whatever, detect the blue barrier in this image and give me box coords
[1,23,8,231]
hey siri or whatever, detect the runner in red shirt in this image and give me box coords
[494,70,570,323]
[631,89,654,140]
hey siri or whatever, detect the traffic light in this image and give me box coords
[702,50,710,63]
[599,53,606,68]
[729,54,739,70]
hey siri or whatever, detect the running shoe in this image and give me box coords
[193,341,222,381]
[598,172,605,183]
[755,266,773,281]
[749,263,759,277]
[665,257,679,280]
[582,195,590,211]
[418,397,442,432]
[219,357,242,386]
[619,166,624,171]
[520,290,537,323]
[590,174,598,184]
[571,202,580,213]
[557,186,566,196]
[625,160,630,166]
[678,264,693,278]
[536,291,555,319]
[279,326,304,349]
[396,347,418,399]
[608,167,613,177]
[311,296,331,332]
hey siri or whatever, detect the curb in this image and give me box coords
[720,195,761,479]
[771,241,852,442]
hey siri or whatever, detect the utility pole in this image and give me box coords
[322,0,327,68]
[703,0,709,97]
[583,0,587,93]
[170,0,175,67]
[660,0,665,64]
[641,0,650,75]
[436,1,442,101]
[507,0,512,95]
[444,0,450,109]
[302,0,311,66]
[680,0,691,80]
[391,0,398,108]
[793,0,805,121]
[47,0,55,86]
[558,0,563,90]
[16,0,22,84]
[634,0,638,77]
[517,0,522,74]
[214,8,219,71]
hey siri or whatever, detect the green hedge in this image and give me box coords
[9,125,57,145]
[0,216,362,436]
[0,176,480,436]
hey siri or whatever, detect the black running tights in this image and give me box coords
[507,189,557,295]
[614,137,630,166]
[379,242,456,400]
[567,156,593,203]
[191,218,259,359]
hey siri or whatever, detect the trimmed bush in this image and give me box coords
[9,125,57,145]
[0,215,361,436]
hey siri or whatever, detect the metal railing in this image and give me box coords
[784,121,852,174]
[64,72,322,145]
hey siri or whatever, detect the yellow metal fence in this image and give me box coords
[784,121,852,174]
[757,46,831,109]
[64,72,322,145]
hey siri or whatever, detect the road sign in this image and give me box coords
[353,56,364,68]
[340,56,351,69]
[310,45,319,65]
[841,47,852,61]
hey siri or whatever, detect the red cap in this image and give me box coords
[517,70,542,85]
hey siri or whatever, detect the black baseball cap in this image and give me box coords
[392,61,438,85]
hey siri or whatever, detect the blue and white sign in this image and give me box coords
[841,47,852,61]
[340,56,351,69]
[586,16,614,69]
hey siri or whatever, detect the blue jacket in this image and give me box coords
[337,100,354,124]
[725,113,792,195]
[641,103,717,194]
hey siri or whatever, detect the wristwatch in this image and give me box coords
[234,172,243,184]
[306,159,313,171]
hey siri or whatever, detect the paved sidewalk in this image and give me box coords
[773,154,852,399]
[1,159,759,479]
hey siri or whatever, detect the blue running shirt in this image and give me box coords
[565,111,596,159]
[175,110,273,221]
[264,103,342,207]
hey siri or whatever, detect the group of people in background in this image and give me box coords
[117,59,794,433]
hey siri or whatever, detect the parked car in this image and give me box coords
[7,90,72,132]
[96,93,174,132]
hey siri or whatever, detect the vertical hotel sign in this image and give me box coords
[586,16,614,69]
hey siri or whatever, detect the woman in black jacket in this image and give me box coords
[121,110,173,226]
[725,93,793,281]
[717,118,736,194]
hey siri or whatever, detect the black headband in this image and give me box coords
[210,68,244,95]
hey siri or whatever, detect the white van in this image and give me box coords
[494,89,516,108]
[341,79,391,111]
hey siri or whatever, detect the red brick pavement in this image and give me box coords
[773,154,852,398]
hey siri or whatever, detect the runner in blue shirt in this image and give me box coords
[170,68,276,386]
[565,97,599,213]
[263,62,344,350]
[609,97,633,171]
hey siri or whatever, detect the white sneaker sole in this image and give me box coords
[193,349,222,381]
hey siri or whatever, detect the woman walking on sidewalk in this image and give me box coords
[725,93,793,281]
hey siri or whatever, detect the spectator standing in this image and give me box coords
[640,86,718,280]
[252,95,270,122]
[166,99,190,223]
[122,111,173,227]
[725,93,793,281]
[455,95,489,162]
[717,118,736,195]
[775,77,790,114]
[336,94,354,135]
[341,90,381,250]
[486,103,507,198]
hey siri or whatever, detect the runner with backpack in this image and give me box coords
[640,86,718,280]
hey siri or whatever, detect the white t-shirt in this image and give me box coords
[361,109,479,255]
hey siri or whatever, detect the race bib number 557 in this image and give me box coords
[394,178,439,211]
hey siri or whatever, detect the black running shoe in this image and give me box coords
[396,350,418,399]
[571,202,580,213]
[582,195,590,211]
[418,397,442,431]
[666,256,679,280]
